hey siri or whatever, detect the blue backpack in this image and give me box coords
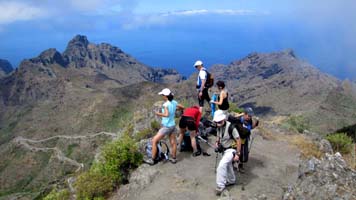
[145,140,169,162]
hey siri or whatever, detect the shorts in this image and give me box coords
[158,126,176,135]
[179,116,196,131]
[198,87,210,107]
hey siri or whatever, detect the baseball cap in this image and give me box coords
[213,110,226,122]
[194,60,203,67]
[158,88,172,96]
[244,107,254,116]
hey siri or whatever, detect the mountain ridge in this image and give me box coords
[0,35,355,199]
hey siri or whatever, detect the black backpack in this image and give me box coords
[203,69,214,88]
[227,115,252,139]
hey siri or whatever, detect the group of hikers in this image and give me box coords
[145,60,259,195]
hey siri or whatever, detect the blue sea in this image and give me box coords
[1,15,354,80]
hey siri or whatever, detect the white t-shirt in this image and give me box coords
[197,68,207,87]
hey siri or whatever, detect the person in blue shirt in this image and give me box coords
[146,88,184,165]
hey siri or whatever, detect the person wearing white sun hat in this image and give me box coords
[194,60,211,114]
[146,88,184,165]
[213,110,241,195]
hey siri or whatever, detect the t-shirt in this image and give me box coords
[161,100,178,127]
[196,68,207,88]
[182,106,202,129]
[217,121,240,149]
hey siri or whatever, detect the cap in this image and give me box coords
[213,110,226,122]
[158,88,172,96]
[194,60,203,67]
[244,107,254,116]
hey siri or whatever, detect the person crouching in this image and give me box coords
[213,110,241,195]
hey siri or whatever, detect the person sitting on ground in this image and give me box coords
[214,110,241,195]
[210,80,229,114]
[178,105,202,157]
[194,60,211,114]
[146,88,184,165]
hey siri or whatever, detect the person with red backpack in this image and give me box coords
[194,60,211,114]
[178,106,202,157]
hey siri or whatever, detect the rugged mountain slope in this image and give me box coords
[208,49,356,133]
[0,35,182,199]
[0,59,13,78]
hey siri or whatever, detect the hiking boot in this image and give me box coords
[144,158,155,165]
[202,152,211,156]
[169,157,177,164]
[192,151,201,157]
[226,181,235,187]
[215,186,225,195]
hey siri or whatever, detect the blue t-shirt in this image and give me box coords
[161,100,178,127]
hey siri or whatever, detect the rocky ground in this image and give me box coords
[110,127,301,200]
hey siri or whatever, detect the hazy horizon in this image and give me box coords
[0,0,355,80]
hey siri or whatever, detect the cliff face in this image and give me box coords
[0,59,13,78]
[208,50,356,133]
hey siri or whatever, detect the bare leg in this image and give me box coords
[178,128,186,147]
[190,130,198,153]
[169,131,177,158]
[151,132,165,160]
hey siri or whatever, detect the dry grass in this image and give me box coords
[288,134,322,159]
[257,126,279,141]
[343,144,356,169]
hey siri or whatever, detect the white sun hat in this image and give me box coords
[213,110,226,122]
[158,88,172,96]
[194,60,203,67]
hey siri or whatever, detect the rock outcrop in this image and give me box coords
[283,153,356,200]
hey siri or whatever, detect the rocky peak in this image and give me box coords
[66,35,89,50]
[30,48,68,67]
[0,59,13,77]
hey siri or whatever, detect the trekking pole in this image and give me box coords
[197,136,219,173]
[248,135,255,154]
[215,152,219,173]
[197,136,216,148]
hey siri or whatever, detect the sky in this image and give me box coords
[0,0,355,80]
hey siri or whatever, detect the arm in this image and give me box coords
[156,106,169,117]
[234,137,241,161]
[177,104,185,110]
[213,91,225,105]
[200,79,206,92]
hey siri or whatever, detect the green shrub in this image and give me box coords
[326,133,353,154]
[94,134,143,184]
[150,120,160,131]
[75,170,113,200]
[285,115,310,133]
[229,104,244,113]
[135,128,154,141]
[43,188,70,200]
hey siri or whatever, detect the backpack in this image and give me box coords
[180,131,202,153]
[203,69,214,88]
[227,115,252,139]
[145,140,169,162]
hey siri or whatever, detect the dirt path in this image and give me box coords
[111,129,300,200]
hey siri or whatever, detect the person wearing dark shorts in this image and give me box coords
[194,60,211,113]
[178,106,202,156]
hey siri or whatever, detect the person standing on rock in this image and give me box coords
[210,80,229,114]
[194,60,211,114]
[213,110,241,195]
[146,88,184,165]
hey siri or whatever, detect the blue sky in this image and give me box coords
[0,0,355,80]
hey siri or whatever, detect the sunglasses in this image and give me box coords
[216,120,224,125]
